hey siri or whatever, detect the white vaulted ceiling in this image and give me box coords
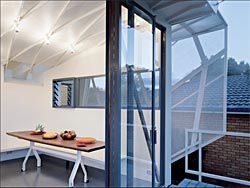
[1,1,105,82]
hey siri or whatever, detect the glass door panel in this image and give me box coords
[121,5,156,187]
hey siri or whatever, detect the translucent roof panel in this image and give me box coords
[135,0,227,41]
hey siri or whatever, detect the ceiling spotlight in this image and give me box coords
[45,35,51,45]
[69,45,75,54]
[14,20,20,33]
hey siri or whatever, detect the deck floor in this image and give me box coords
[177,178,223,188]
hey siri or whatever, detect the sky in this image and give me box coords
[219,1,250,63]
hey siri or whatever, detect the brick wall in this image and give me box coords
[202,114,250,187]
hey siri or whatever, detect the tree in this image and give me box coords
[228,58,250,76]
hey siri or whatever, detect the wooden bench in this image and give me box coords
[7,131,105,187]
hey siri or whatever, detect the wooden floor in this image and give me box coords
[175,178,223,187]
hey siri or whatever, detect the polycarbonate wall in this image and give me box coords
[171,25,227,162]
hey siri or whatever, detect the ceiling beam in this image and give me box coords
[193,24,225,36]
[50,51,68,69]
[74,11,105,45]
[24,1,71,72]
[34,49,66,67]
[167,2,205,22]
[169,11,212,25]
[150,0,162,9]
[172,15,209,34]
[77,31,105,44]
[35,31,105,69]
[51,4,105,35]
[152,0,181,11]
[1,28,12,38]
[20,1,48,20]
[4,1,24,67]
[49,1,71,36]
[27,42,45,73]
[52,38,105,69]
[9,2,104,64]
[33,12,104,69]
[9,40,43,62]
[5,31,16,68]
[1,1,44,39]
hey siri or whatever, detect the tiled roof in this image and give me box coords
[227,75,250,113]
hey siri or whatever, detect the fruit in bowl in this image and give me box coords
[60,130,76,140]
[31,124,45,135]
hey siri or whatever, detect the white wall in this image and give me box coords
[1,46,105,163]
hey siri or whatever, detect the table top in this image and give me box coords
[7,131,105,152]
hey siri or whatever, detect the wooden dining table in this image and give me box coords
[7,131,105,187]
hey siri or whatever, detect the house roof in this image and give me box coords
[227,74,250,113]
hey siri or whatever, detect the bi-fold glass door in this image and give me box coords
[120,3,164,187]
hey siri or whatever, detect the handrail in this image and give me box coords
[184,129,250,186]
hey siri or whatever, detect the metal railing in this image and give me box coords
[185,129,250,186]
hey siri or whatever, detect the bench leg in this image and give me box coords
[80,160,88,183]
[21,148,32,172]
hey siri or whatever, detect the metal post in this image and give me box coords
[185,130,188,172]
[198,132,202,181]
[164,24,172,187]
[191,66,208,144]
[105,0,121,187]
[126,65,134,187]
[160,27,166,187]
[126,7,135,186]
[223,27,228,132]
[152,16,156,187]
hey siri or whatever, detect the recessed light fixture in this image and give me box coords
[69,45,75,54]
[14,20,20,33]
[45,35,51,45]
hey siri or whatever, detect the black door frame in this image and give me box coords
[105,1,122,187]
[105,1,167,187]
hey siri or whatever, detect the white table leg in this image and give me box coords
[30,142,41,167]
[68,151,89,187]
[32,148,41,167]
[69,151,81,187]
[80,159,88,183]
[21,142,42,172]
[21,148,32,172]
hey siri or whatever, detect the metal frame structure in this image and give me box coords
[171,24,228,163]
[164,24,172,187]
[21,142,88,187]
[1,1,231,187]
[105,1,122,187]
[185,129,250,186]
[105,1,169,187]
